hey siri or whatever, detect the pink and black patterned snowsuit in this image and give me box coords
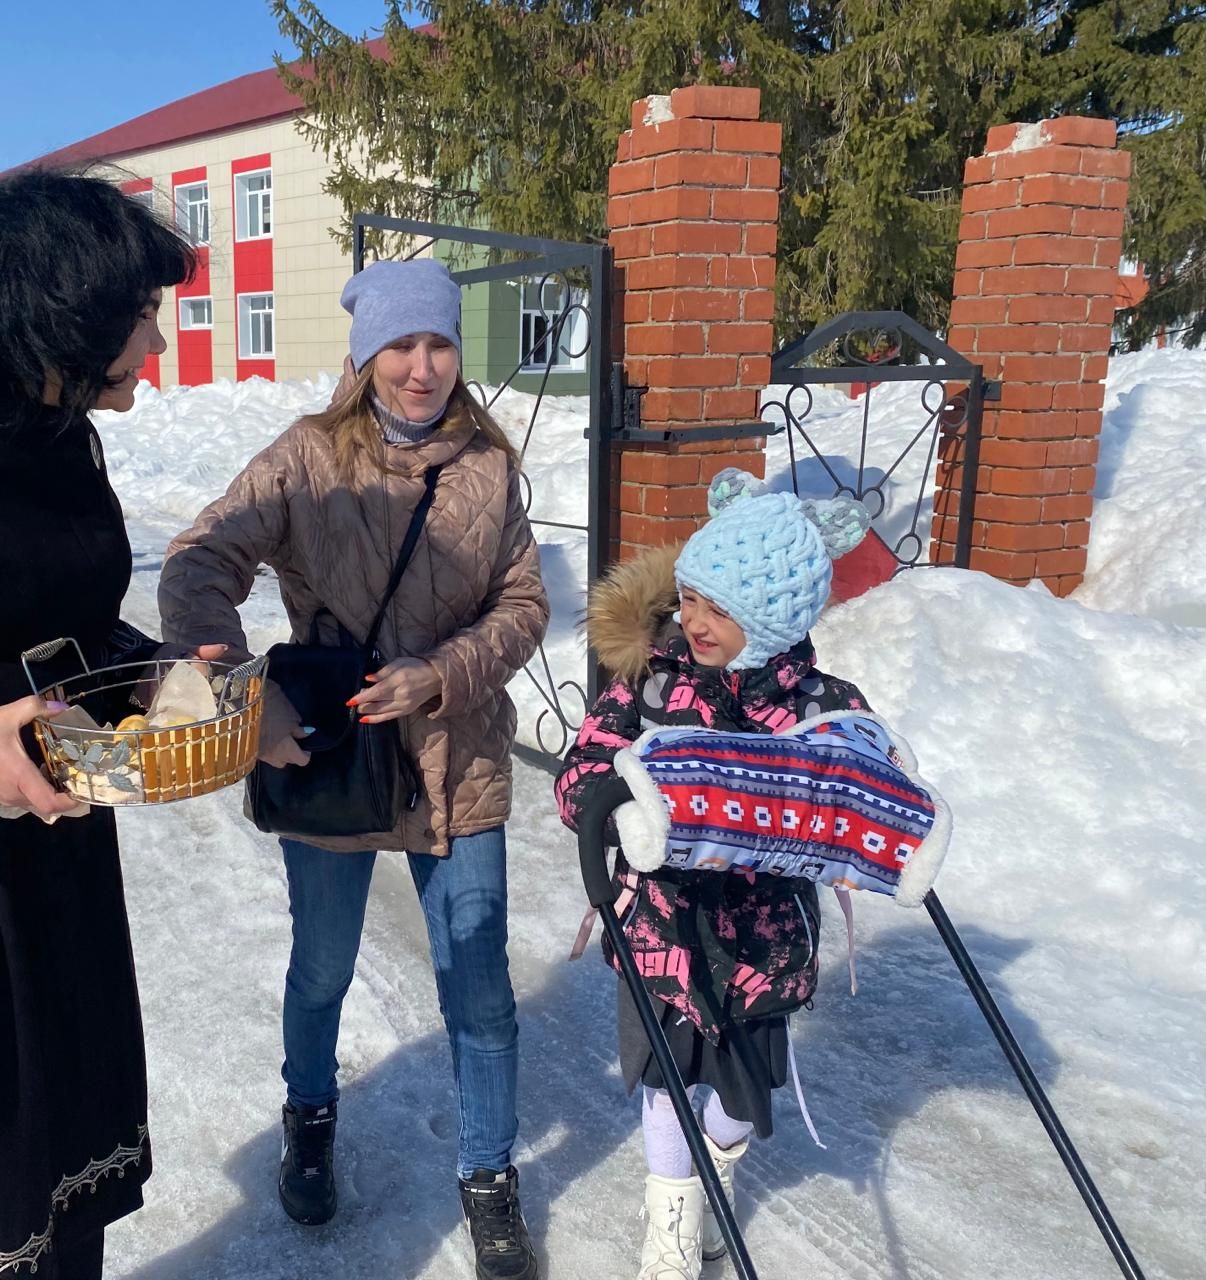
[556,617,870,1044]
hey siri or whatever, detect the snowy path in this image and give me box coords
[103,711,1201,1280]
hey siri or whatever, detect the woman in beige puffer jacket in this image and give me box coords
[158,260,546,1279]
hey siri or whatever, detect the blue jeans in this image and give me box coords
[280,827,519,1177]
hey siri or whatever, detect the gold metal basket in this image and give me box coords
[22,638,268,806]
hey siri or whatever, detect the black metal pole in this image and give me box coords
[352,214,365,275]
[924,890,1147,1280]
[952,368,983,570]
[578,778,758,1280]
[597,902,759,1280]
[584,242,613,707]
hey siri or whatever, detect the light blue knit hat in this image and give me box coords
[340,260,462,371]
[674,469,871,670]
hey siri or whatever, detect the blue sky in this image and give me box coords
[0,1,400,170]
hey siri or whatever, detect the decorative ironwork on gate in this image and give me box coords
[352,214,612,770]
[761,310,990,571]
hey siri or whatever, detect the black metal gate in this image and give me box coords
[760,310,988,571]
[351,214,612,771]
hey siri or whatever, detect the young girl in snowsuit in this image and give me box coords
[555,471,871,1280]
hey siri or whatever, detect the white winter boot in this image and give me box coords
[699,1133,749,1261]
[637,1173,704,1279]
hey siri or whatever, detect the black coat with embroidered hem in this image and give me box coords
[0,405,152,1277]
[557,629,871,1044]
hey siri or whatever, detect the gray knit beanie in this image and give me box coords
[340,260,463,371]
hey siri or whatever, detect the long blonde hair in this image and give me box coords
[308,361,520,480]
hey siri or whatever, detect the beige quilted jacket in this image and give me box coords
[158,415,549,854]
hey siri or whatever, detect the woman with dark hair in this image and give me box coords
[0,169,218,1280]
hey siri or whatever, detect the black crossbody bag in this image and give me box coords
[246,465,442,838]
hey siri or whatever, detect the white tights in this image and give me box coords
[642,1085,754,1179]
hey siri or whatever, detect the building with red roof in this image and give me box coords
[22,47,384,387]
[21,34,592,395]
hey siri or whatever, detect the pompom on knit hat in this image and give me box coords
[674,469,871,671]
[340,260,462,371]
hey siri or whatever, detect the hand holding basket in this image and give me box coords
[22,637,268,806]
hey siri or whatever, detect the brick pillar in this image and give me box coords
[932,116,1131,596]
[608,86,782,558]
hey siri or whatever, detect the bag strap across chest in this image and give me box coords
[310,464,442,655]
[363,464,442,656]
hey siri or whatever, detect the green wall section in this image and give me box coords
[435,242,589,397]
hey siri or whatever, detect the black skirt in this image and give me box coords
[617,980,788,1138]
[0,809,151,1277]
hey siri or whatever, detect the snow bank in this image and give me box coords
[1073,348,1206,626]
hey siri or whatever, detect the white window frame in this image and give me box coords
[127,188,154,212]
[175,181,210,246]
[178,296,213,331]
[519,279,587,373]
[238,292,275,359]
[234,168,272,241]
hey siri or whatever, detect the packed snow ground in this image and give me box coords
[90,351,1205,1279]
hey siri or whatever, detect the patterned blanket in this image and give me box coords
[613,713,951,907]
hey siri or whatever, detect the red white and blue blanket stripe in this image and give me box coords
[613,713,951,907]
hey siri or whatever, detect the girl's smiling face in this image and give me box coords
[678,588,746,668]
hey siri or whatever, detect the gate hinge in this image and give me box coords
[610,362,647,439]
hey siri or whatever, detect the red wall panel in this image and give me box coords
[232,154,275,381]
[172,167,213,386]
[138,352,162,389]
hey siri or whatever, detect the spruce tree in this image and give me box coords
[1016,2,1206,347]
[273,0,1205,347]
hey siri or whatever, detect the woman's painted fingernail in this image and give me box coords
[45,700,68,712]
[358,715,371,725]
[364,674,378,682]
[345,698,358,707]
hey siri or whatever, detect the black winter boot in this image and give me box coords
[458,1166,539,1279]
[279,1100,337,1226]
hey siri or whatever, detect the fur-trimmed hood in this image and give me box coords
[585,543,682,684]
